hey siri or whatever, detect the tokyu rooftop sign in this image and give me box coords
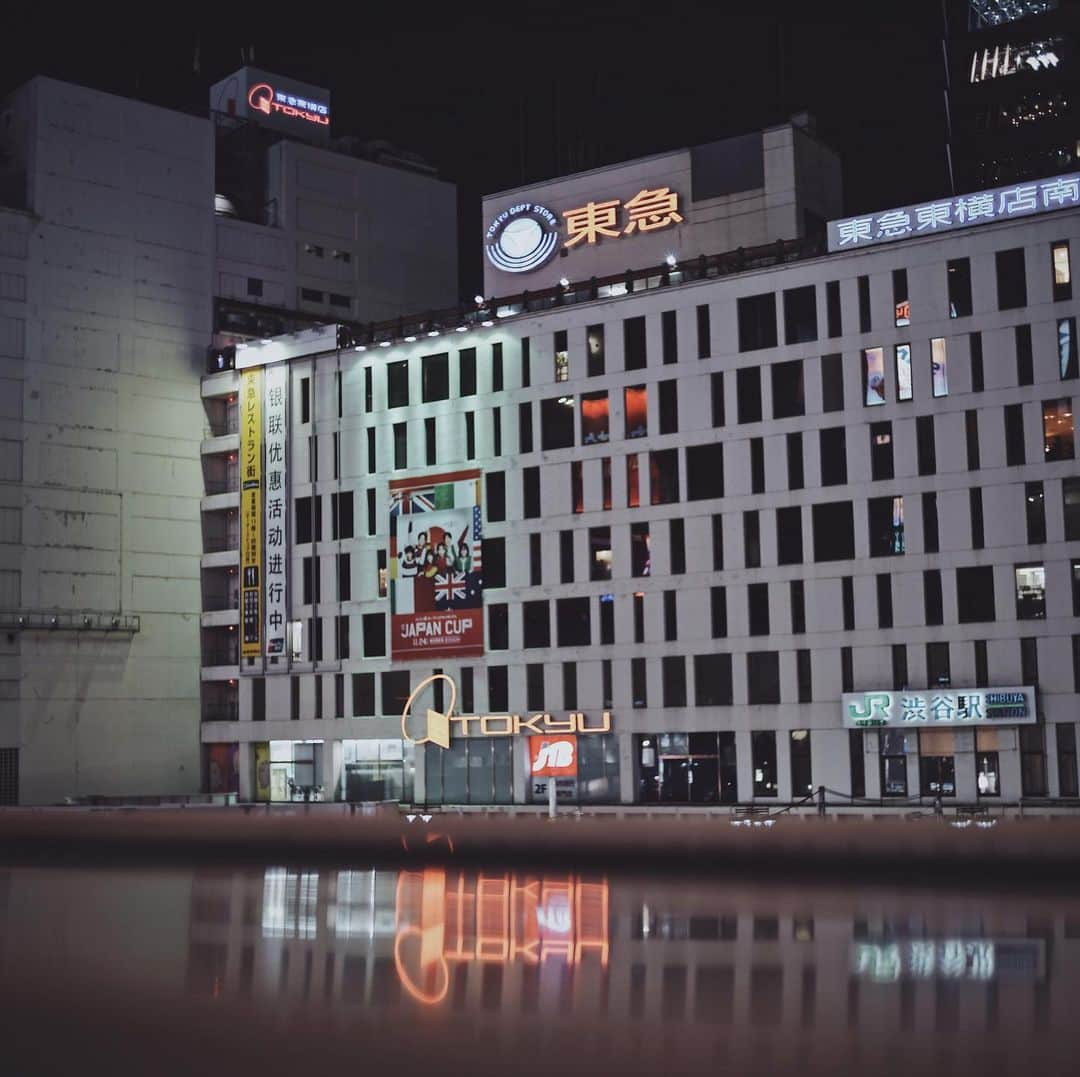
[842,687,1036,729]
[828,173,1080,253]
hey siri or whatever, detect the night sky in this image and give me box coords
[1,4,948,297]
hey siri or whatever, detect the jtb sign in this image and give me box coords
[828,173,1080,252]
[842,686,1036,728]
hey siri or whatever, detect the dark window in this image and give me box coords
[738,293,777,352]
[747,652,780,705]
[776,506,803,565]
[1026,482,1046,544]
[750,438,765,494]
[820,427,847,486]
[632,657,647,708]
[658,379,678,434]
[302,556,319,605]
[664,590,677,641]
[974,640,989,688]
[744,510,761,569]
[695,653,733,706]
[1063,477,1080,540]
[519,401,533,453]
[571,460,583,514]
[559,529,574,584]
[748,582,770,636]
[849,730,866,796]
[366,488,376,535]
[711,586,727,638]
[842,575,855,630]
[336,616,350,661]
[841,646,853,692]
[526,664,544,711]
[1020,726,1047,796]
[968,332,984,393]
[947,258,972,318]
[352,673,375,717]
[826,280,842,337]
[1021,636,1039,684]
[488,603,508,650]
[712,514,724,570]
[602,659,613,708]
[599,593,615,644]
[332,492,353,540]
[752,731,778,795]
[1057,724,1078,798]
[649,449,679,505]
[633,593,645,643]
[587,324,605,377]
[662,656,687,707]
[783,285,817,344]
[523,467,540,519]
[772,360,805,418]
[520,337,531,387]
[812,501,854,562]
[686,443,724,501]
[892,644,908,690]
[338,552,350,601]
[540,396,575,451]
[562,663,577,710]
[421,353,449,402]
[790,579,806,634]
[485,537,506,588]
[459,348,477,396]
[1005,404,1026,466]
[366,428,376,474]
[492,343,504,392]
[488,666,508,712]
[916,416,936,476]
[877,573,893,629]
[251,677,265,722]
[957,565,996,623]
[486,472,505,522]
[522,600,550,649]
[391,422,407,470]
[364,367,373,412]
[631,522,651,578]
[465,411,475,460]
[300,377,310,423]
[791,731,813,795]
[1016,325,1034,386]
[295,497,312,545]
[821,353,844,412]
[797,651,813,704]
[736,367,763,423]
[787,432,804,490]
[893,268,909,326]
[387,361,409,409]
[710,372,725,427]
[857,275,871,333]
[624,316,647,370]
[697,304,711,358]
[868,495,904,556]
[362,613,385,657]
[970,487,984,549]
[529,533,542,586]
[662,310,678,365]
[965,410,980,471]
[556,597,590,647]
[924,569,944,626]
[995,247,1027,310]
[670,518,686,574]
[870,422,894,481]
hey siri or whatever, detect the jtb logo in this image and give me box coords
[847,693,892,725]
[530,735,578,778]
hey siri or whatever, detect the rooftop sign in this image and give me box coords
[842,687,1036,729]
[827,173,1080,253]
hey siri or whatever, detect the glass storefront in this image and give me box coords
[269,740,324,802]
[424,739,513,806]
[528,732,620,805]
[341,738,409,803]
[636,732,737,804]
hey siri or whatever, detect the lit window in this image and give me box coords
[624,385,648,438]
[1053,241,1071,300]
[580,392,610,445]
[1014,564,1046,620]
[1059,317,1079,379]
[864,347,886,406]
[931,337,948,397]
[1043,397,1075,460]
[895,343,913,401]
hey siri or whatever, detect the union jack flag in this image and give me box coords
[389,487,435,517]
[434,572,467,603]
[472,505,483,571]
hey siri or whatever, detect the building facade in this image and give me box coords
[200,168,1080,809]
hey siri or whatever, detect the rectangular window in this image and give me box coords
[736,367,763,423]
[338,552,351,602]
[601,457,612,510]
[484,538,505,589]
[602,659,613,709]
[624,316,647,370]
[820,427,847,486]
[787,432,804,490]
[744,510,761,569]
[366,427,376,474]
[571,460,583,514]
[1044,397,1075,461]
[336,615,350,660]
[750,438,765,494]
[842,575,855,630]
[300,377,310,424]
[556,596,590,647]
[631,657,647,708]
[662,655,687,707]
[465,411,476,460]
[1026,481,1046,544]
[826,280,842,337]
[599,593,614,644]
[776,506,803,565]
[563,662,577,710]
[710,372,725,427]
[697,304,711,358]
[1015,324,1034,386]
[486,472,506,523]
[892,643,908,690]
[522,599,550,648]
[892,269,909,327]
[1057,724,1078,798]
[529,533,542,586]
[333,432,340,477]
[877,573,893,629]
[812,501,855,562]
[662,310,678,365]
[553,329,568,383]
[352,672,374,716]
[923,491,939,553]
[695,653,732,706]
[520,338,531,387]
[712,514,724,570]
[947,257,973,318]
[892,343,912,402]
[424,417,436,466]
[863,347,885,406]
[821,353,844,412]
[1059,317,1079,380]
[459,348,477,396]
[587,324,605,377]
[957,565,995,623]
[670,518,685,575]
[1053,240,1072,302]
[924,569,944,626]
[1063,477,1080,540]
[302,555,319,604]
[649,449,679,505]
[559,530,574,584]
[523,467,540,519]
[1015,564,1046,620]
[996,247,1027,310]
[492,343,504,392]
[387,361,409,409]
[748,653,780,705]
[748,582,770,636]
[540,396,575,451]
[460,667,474,713]
[376,550,387,599]
[917,415,936,475]
[295,497,313,545]
[631,522,650,578]
[393,422,407,470]
[783,285,817,344]
[519,401,534,453]
[797,651,813,704]
[970,487,984,549]
[634,593,645,644]
[771,359,805,418]
[790,579,806,634]
[870,421,894,481]
[627,454,640,508]
[737,293,777,352]
[970,332,984,392]
[931,337,948,397]
[580,391,610,446]
[926,641,951,689]
[1021,726,1047,796]
[363,367,373,413]
[752,730,779,795]
[849,730,866,797]
[488,666,508,712]
[791,730,813,796]
[421,352,449,402]
[868,495,904,556]
[1005,404,1026,466]
[366,488,376,536]
[964,410,980,471]
[624,384,648,438]
[362,613,386,658]
[658,379,678,434]
[711,585,727,638]
[974,640,989,688]
[858,275,871,333]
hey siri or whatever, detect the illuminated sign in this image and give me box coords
[529,735,578,778]
[262,363,288,659]
[828,173,1080,252]
[239,369,263,660]
[842,686,1036,729]
[402,673,611,750]
[852,939,1044,983]
[484,186,684,274]
[970,39,1062,83]
[247,82,329,127]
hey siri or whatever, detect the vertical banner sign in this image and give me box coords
[389,468,484,660]
[239,369,263,660]
[263,363,288,659]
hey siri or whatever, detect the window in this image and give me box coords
[624,384,648,438]
[525,664,544,711]
[633,593,644,643]
[750,438,765,494]
[924,569,944,626]
[712,514,724,571]
[842,575,855,630]
[529,533,541,586]
[877,573,893,629]
[247,276,263,298]
[662,656,687,707]
[631,657,647,708]
[662,310,678,365]
[366,488,376,535]
[485,665,508,713]
[868,495,904,556]
[492,343,504,391]
[791,731,813,796]
[587,324,605,377]
[1005,404,1026,466]
[711,586,727,638]
[523,467,540,518]
[599,593,614,644]
[1020,726,1047,796]
[302,556,319,604]
[974,640,988,687]
[820,427,847,485]
[881,730,908,797]
[695,653,732,706]
[540,396,575,451]
[1063,477,1080,540]
[649,449,679,505]
[922,491,939,553]
[686,443,723,501]
[894,344,912,401]
[421,353,449,402]
[658,379,678,434]
[522,600,550,649]
[519,401,533,453]
[926,641,950,688]
[670,518,685,574]
[747,652,780,705]
[797,651,812,704]
[559,530,574,584]
[977,745,998,796]
[947,257,973,318]
[744,510,761,569]
[790,580,806,634]
[580,391,609,445]
[424,417,436,465]
[787,432,804,490]
[331,492,353,540]
[459,348,477,396]
[965,410,980,471]
[821,353,844,412]
[602,659,613,708]
[393,422,407,470]
[783,285,817,343]
[892,269,909,327]
[930,338,948,397]
[737,367,763,424]
[751,731,778,795]
[571,460,583,514]
[870,422,894,481]
[556,597,590,647]
[562,663,577,710]
[364,367,373,412]
[826,280,842,337]
[1015,564,1046,620]
[748,582,770,636]
[1026,481,1046,544]
[631,522,651,577]
[1057,724,1078,798]
[663,590,677,641]
[970,487,984,549]
[602,457,612,510]
[520,338,531,387]
[849,730,866,797]
[857,275,871,332]
[309,434,319,482]
[300,377,311,423]
[776,506,803,565]
[772,360,805,418]
[1059,317,1079,380]
[362,613,386,658]
[387,361,409,408]
[1015,324,1034,386]
[336,616,350,660]
[738,292,777,352]
[485,538,505,588]
[295,497,313,545]
[1043,398,1075,461]
[338,552,351,601]
[352,672,374,717]
[1022,636,1038,687]
[920,750,956,798]
[377,550,388,599]
[624,316,647,370]
[627,454,640,507]
[697,304,711,358]
[488,604,508,650]
[1053,241,1072,302]
[957,565,996,623]
[995,247,1027,310]
[486,472,505,522]
[553,329,568,382]
[366,428,376,474]
[970,332,984,392]
[916,416,936,476]
[812,501,854,562]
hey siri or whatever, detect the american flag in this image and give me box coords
[434,572,467,603]
[472,505,483,571]
[389,487,435,516]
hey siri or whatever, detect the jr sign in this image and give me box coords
[842,687,1036,729]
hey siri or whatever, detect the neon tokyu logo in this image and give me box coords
[247,83,329,127]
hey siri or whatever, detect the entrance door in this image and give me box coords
[660,756,720,803]
[659,757,689,802]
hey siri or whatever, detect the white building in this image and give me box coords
[200,160,1080,810]
[0,71,459,805]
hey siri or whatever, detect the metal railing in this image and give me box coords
[0,610,140,633]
